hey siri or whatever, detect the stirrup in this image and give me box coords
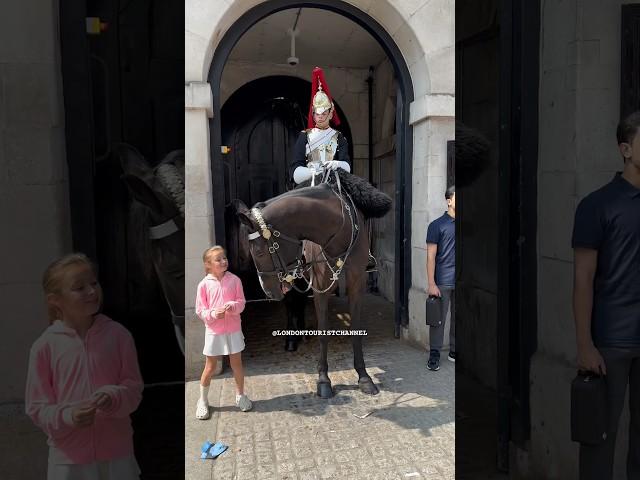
[366,251,378,273]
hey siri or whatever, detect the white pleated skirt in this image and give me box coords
[203,330,245,356]
[48,455,140,480]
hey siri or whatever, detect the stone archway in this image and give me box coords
[185,0,454,373]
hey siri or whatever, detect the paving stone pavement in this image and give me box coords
[186,294,454,480]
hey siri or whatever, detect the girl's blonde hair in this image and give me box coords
[42,253,101,323]
[202,246,225,263]
[202,246,226,273]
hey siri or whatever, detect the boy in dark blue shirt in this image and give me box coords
[426,185,456,371]
[572,110,640,479]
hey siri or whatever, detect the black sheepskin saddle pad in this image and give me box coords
[298,169,392,219]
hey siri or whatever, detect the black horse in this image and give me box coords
[236,170,391,398]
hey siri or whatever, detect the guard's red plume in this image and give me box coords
[307,66,341,129]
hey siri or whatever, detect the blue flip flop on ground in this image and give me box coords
[200,440,228,459]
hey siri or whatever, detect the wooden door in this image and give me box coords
[223,98,304,299]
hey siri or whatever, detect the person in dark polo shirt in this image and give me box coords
[426,185,456,371]
[572,110,640,480]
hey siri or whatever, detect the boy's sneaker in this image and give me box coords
[448,352,456,363]
[236,394,253,412]
[427,350,440,371]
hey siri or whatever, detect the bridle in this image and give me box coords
[247,206,306,285]
[247,175,360,294]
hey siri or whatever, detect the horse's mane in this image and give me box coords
[297,170,392,219]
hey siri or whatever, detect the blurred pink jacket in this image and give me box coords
[195,272,246,334]
[25,314,143,464]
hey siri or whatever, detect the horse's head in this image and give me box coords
[118,144,184,227]
[118,144,185,350]
[234,199,304,301]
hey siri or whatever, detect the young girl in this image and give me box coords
[195,246,252,419]
[25,253,143,479]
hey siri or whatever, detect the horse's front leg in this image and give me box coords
[283,291,298,352]
[350,273,379,395]
[314,292,333,398]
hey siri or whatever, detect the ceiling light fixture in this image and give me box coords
[287,8,302,66]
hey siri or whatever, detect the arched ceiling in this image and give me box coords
[228,7,387,69]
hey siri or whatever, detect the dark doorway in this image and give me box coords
[220,75,352,299]
[456,0,539,475]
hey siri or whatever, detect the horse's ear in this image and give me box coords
[237,211,254,229]
[117,143,151,178]
[122,174,162,212]
[230,198,249,215]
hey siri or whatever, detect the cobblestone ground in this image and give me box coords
[185,293,454,480]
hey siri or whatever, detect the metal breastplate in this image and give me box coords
[306,131,339,168]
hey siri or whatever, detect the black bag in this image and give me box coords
[570,371,608,445]
[426,295,442,327]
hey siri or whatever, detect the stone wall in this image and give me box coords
[0,1,68,476]
[0,0,70,403]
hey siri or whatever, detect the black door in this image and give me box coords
[621,5,640,118]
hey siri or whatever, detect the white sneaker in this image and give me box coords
[195,399,210,420]
[236,394,253,412]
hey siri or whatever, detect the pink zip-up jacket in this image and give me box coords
[25,314,143,465]
[195,272,246,334]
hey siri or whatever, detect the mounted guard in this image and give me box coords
[290,67,351,186]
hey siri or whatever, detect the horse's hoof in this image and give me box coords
[358,378,379,395]
[316,382,334,398]
[285,339,297,352]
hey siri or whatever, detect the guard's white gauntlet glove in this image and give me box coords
[293,166,315,184]
[323,160,351,172]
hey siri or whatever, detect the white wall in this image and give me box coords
[0,0,70,403]
[523,1,638,478]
